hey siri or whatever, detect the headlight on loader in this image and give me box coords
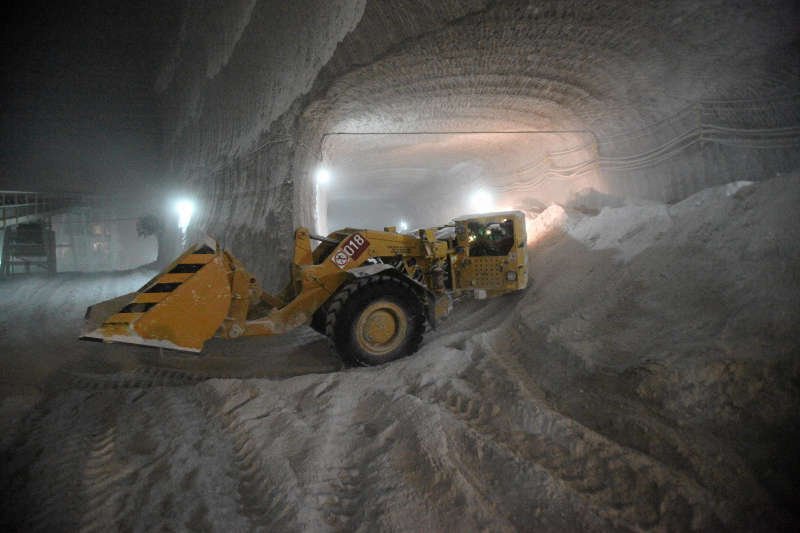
[506,271,517,281]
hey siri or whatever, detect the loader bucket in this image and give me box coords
[80,239,232,352]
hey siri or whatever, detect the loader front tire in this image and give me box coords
[325,275,425,366]
[310,304,327,335]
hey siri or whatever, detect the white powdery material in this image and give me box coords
[567,204,673,262]
[206,0,260,79]
[526,205,573,243]
[158,0,368,168]
[668,180,754,218]
[228,0,368,157]
[3,176,799,531]
[529,181,756,262]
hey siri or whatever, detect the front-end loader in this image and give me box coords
[81,211,528,365]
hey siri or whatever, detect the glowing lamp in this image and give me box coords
[175,199,195,232]
[469,188,494,213]
[316,167,331,186]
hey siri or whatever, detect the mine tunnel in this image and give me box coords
[1,1,799,530]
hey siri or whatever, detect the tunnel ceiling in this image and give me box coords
[157,0,799,281]
[309,0,797,133]
[299,0,799,228]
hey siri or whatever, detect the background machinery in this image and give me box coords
[82,211,528,365]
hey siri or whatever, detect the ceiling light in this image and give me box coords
[468,188,494,213]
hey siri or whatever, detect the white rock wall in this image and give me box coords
[156,0,367,287]
[159,0,800,283]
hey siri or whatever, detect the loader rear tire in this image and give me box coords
[325,275,425,366]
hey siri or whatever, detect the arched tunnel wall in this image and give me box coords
[157,0,800,287]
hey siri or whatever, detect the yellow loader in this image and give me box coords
[81,211,528,365]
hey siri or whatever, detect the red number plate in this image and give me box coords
[331,233,370,269]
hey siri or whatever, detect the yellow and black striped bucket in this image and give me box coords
[81,238,232,352]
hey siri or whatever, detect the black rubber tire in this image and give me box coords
[310,304,327,334]
[324,274,425,366]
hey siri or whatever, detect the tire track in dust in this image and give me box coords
[305,464,365,530]
[305,386,515,531]
[10,387,217,531]
[497,317,766,524]
[62,367,213,390]
[140,392,211,528]
[57,341,334,392]
[430,360,725,530]
[25,431,91,531]
[78,393,181,532]
[296,384,386,531]
[197,385,303,531]
[388,399,515,531]
[18,395,116,532]
[107,389,229,530]
[78,425,125,533]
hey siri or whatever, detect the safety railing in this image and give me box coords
[2,191,54,229]
[0,190,106,229]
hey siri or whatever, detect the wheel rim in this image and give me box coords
[355,300,408,357]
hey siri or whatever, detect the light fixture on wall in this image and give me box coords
[315,167,332,236]
[315,167,332,186]
[175,198,195,233]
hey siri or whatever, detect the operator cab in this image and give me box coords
[465,218,515,257]
[452,210,528,297]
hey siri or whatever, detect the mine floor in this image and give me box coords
[1,177,798,531]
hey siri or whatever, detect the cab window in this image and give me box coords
[467,218,515,257]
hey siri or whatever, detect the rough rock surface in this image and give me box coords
[1,176,798,531]
[158,1,800,284]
